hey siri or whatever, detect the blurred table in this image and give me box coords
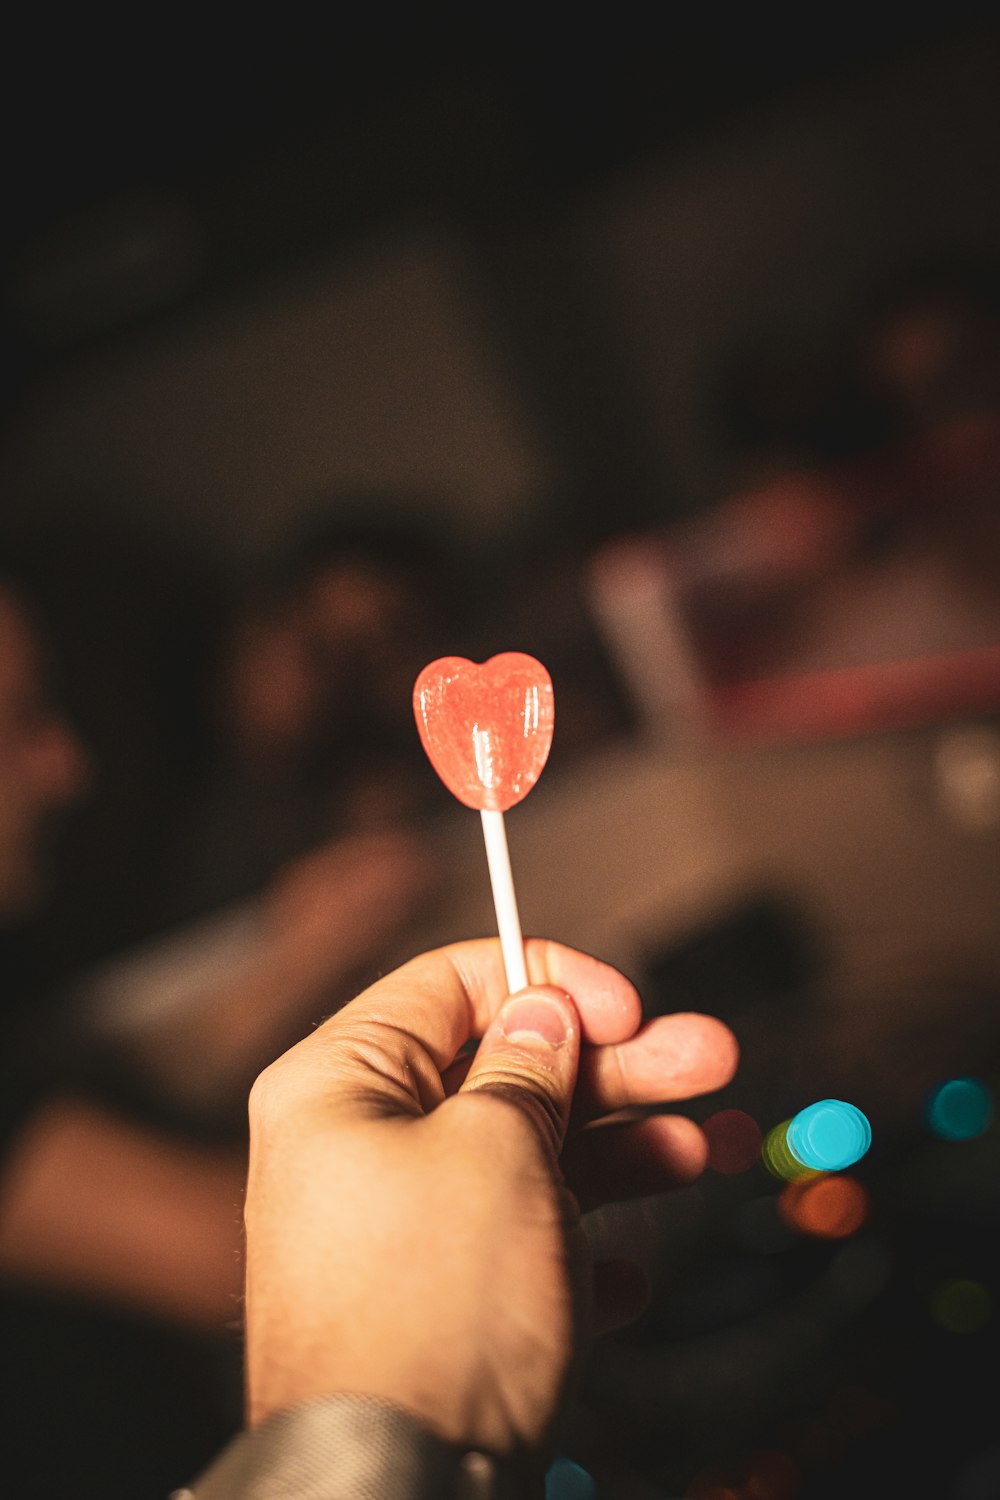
[413,721,1000,1006]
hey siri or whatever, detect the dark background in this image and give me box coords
[4,10,999,558]
[3,13,1000,1499]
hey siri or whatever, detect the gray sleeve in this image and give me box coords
[171,1394,514,1500]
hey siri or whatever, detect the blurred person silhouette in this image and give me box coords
[74,499,470,1132]
[9,498,464,960]
[0,565,251,1496]
[3,517,218,980]
[8,500,469,1134]
[0,552,436,1496]
[155,497,469,928]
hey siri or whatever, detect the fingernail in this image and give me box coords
[500,994,570,1049]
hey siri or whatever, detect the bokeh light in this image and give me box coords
[778,1174,870,1239]
[704,1108,763,1174]
[787,1099,871,1172]
[545,1455,597,1499]
[925,1077,995,1140]
[761,1120,820,1182]
[930,1278,993,1334]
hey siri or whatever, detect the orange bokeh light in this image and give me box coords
[778,1174,869,1239]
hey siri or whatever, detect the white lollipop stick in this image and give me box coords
[480,808,528,994]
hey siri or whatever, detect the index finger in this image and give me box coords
[256,940,641,1122]
[328,937,643,1075]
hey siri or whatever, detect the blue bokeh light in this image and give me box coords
[926,1077,995,1141]
[787,1099,872,1172]
[545,1456,598,1499]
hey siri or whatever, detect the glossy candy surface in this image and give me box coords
[413,653,554,812]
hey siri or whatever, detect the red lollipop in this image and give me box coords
[413,653,554,992]
[413,653,554,812]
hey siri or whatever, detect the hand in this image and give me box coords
[243,938,737,1469]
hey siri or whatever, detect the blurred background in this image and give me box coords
[2,10,1000,1498]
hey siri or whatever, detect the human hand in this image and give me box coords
[243,939,737,1471]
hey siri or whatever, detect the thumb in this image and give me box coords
[458,987,581,1158]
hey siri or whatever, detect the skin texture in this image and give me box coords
[244,937,738,1479]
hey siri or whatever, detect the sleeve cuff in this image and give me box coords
[172,1394,508,1500]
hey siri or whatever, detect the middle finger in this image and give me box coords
[573,1012,738,1125]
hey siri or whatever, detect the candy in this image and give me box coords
[412,653,554,812]
[413,653,554,994]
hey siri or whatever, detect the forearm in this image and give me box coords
[106,929,358,1127]
[120,963,319,1119]
[0,1095,245,1329]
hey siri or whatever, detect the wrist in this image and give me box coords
[179,1394,520,1499]
[248,1349,481,1451]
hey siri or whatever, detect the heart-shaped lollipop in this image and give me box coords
[413,653,554,813]
[413,653,554,994]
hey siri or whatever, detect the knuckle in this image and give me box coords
[466,1061,566,1154]
[247,1057,287,1131]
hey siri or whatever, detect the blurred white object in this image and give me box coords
[77,901,265,1036]
[585,533,711,748]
